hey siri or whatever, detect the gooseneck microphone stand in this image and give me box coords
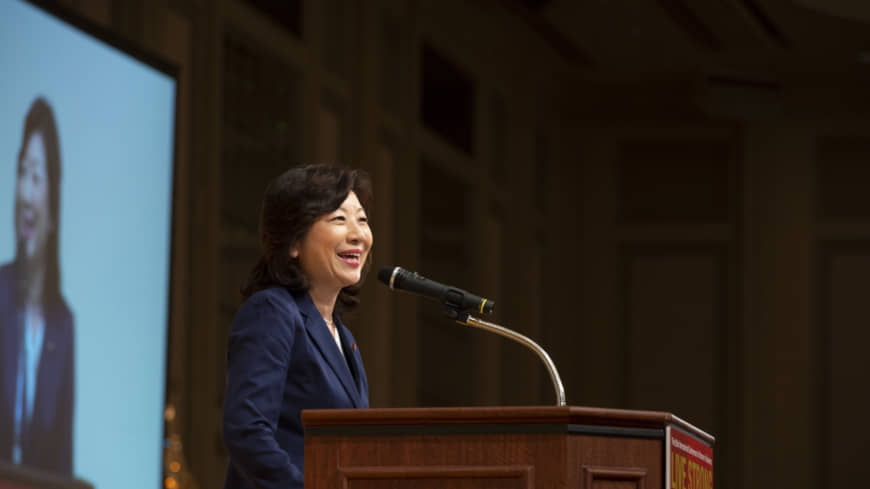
[446,308,567,407]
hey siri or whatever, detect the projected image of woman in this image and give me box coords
[0,97,74,476]
[223,165,372,489]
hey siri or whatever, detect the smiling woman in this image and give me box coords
[0,97,74,476]
[223,164,373,489]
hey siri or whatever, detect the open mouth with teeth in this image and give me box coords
[18,208,37,240]
[337,250,362,266]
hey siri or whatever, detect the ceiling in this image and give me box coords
[510,0,870,82]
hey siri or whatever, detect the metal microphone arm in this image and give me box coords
[454,312,567,407]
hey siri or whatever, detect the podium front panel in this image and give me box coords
[303,406,712,489]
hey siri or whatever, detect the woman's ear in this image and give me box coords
[290,246,299,259]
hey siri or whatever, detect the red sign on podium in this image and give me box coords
[666,425,714,489]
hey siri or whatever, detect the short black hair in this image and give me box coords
[240,164,373,311]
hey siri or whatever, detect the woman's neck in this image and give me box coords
[307,284,339,322]
[22,259,46,308]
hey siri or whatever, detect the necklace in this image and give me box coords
[323,317,340,344]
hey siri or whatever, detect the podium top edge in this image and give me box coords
[301,406,714,444]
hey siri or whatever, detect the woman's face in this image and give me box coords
[16,131,53,262]
[293,191,373,294]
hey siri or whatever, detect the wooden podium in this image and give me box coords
[303,406,714,489]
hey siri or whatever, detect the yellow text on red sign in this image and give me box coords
[671,451,713,489]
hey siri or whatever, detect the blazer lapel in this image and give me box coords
[33,314,62,423]
[296,293,361,408]
[336,318,367,406]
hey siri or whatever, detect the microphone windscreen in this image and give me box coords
[377,266,396,285]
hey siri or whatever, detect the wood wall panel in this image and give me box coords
[320,0,350,79]
[621,247,723,435]
[421,44,476,155]
[418,162,475,406]
[359,138,398,407]
[220,29,302,228]
[316,102,342,163]
[816,138,870,219]
[377,9,403,115]
[489,94,508,184]
[618,141,731,223]
[239,0,302,38]
[475,211,504,404]
[819,244,870,488]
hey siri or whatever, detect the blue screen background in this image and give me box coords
[0,1,176,488]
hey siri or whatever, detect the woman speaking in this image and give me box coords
[222,165,373,489]
[0,97,74,476]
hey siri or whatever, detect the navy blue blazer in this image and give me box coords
[222,287,368,489]
[0,262,75,476]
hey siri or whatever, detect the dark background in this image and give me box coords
[49,0,870,488]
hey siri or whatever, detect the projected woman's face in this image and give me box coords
[16,131,53,262]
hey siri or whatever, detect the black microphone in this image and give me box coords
[377,266,495,315]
